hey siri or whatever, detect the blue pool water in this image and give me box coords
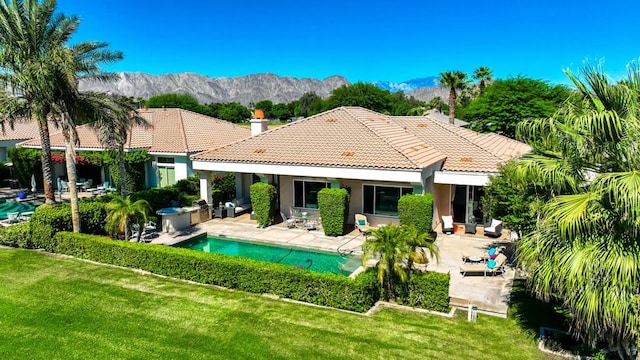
[175,235,361,276]
[0,201,36,220]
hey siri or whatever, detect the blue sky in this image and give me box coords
[57,0,640,84]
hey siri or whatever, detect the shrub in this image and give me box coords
[174,175,200,195]
[211,172,236,205]
[398,193,433,235]
[318,188,350,236]
[30,200,107,250]
[0,222,32,248]
[129,187,179,212]
[250,182,277,227]
[52,232,380,312]
[8,147,42,190]
[397,271,450,312]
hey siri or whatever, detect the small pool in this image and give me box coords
[0,201,36,220]
[175,235,361,276]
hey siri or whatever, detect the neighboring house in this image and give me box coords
[19,108,251,188]
[192,106,530,227]
[0,120,57,162]
[424,109,468,127]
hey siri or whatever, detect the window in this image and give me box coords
[293,180,329,209]
[363,185,413,216]
[157,157,174,164]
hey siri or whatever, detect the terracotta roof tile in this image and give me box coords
[193,107,531,173]
[0,120,57,141]
[19,108,250,153]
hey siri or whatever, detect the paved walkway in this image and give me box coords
[151,215,514,316]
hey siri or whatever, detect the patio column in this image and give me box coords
[199,171,212,208]
[235,173,243,199]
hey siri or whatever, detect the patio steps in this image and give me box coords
[449,296,508,318]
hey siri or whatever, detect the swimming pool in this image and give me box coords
[0,201,36,220]
[175,235,362,276]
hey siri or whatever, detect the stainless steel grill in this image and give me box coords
[190,199,210,224]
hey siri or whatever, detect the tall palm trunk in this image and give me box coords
[62,121,81,233]
[38,120,56,205]
[118,128,127,197]
[448,88,456,124]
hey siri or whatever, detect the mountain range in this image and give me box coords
[373,76,440,93]
[79,72,446,105]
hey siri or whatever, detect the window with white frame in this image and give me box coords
[293,180,330,209]
[363,185,413,216]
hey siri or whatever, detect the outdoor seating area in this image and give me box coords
[459,245,507,277]
[283,207,320,231]
[130,221,159,242]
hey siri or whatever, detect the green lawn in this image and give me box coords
[0,248,554,360]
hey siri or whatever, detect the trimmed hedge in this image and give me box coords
[398,194,434,235]
[52,232,380,312]
[0,222,32,248]
[30,200,107,251]
[397,271,450,312]
[318,188,350,236]
[250,182,277,227]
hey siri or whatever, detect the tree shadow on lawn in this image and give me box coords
[508,279,571,337]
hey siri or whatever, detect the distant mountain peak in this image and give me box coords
[80,72,350,105]
[373,76,440,93]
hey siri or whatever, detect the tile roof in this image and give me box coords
[192,107,531,173]
[19,108,250,153]
[0,120,57,141]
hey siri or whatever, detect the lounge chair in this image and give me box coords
[483,218,503,237]
[460,253,508,277]
[461,246,505,263]
[441,215,454,234]
[354,214,371,234]
[7,211,20,224]
[280,211,296,228]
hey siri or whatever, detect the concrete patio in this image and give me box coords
[150,214,515,317]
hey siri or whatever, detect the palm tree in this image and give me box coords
[362,225,408,301]
[90,95,149,198]
[473,66,493,93]
[0,0,74,204]
[403,225,439,273]
[437,71,470,124]
[105,195,151,242]
[514,62,640,358]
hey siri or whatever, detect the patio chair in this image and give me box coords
[61,180,70,192]
[7,211,20,224]
[441,215,454,234]
[144,221,157,232]
[483,218,503,237]
[460,253,508,277]
[354,214,371,234]
[303,217,318,231]
[461,246,505,263]
[280,211,296,228]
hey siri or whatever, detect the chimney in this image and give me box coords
[250,109,268,136]
[250,118,268,136]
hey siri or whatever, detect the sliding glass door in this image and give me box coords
[452,185,484,223]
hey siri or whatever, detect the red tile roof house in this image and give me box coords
[0,120,58,162]
[19,108,250,189]
[191,106,531,230]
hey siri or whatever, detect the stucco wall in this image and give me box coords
[433,183,452,228]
